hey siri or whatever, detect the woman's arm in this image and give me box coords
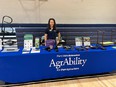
[58,32,61,41]
[44,34,47,42]
[57,32,61,44]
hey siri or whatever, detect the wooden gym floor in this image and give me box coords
[4,73,116,87]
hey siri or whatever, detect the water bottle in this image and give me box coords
[35,37,40,49]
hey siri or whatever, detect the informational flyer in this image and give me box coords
[75,37,82,46]
[83,37,91,46]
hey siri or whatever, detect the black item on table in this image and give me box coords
[45,47,51,52]
[4,39,16,46]
[75,46,85,51]
[96,44,106,50]
[54,46,58,52]
[63,46,71,51]
[98,45,106,50]
[90,45,98,49]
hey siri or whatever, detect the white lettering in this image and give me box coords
[49,57,87,70]
[49,59,55,67]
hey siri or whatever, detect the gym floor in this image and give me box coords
[4,73,115,87]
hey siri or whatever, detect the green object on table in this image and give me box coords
[112,46,116,49]
[35,37,40,48]
[24,34,33,40]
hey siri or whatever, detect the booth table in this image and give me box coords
[0,46,116,83]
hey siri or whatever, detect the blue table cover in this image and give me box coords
[0,46,116,83]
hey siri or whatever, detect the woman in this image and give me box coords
[44,18,61,46]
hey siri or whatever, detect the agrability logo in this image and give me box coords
[49,54,87,71]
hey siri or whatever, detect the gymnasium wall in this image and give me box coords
[0,0,116,24]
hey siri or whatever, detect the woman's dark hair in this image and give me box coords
[48,18,56,30]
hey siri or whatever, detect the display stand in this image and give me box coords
[1,16,19,52]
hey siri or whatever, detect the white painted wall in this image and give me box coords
[0,0,116,24]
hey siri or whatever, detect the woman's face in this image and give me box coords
[50,20,54,28]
